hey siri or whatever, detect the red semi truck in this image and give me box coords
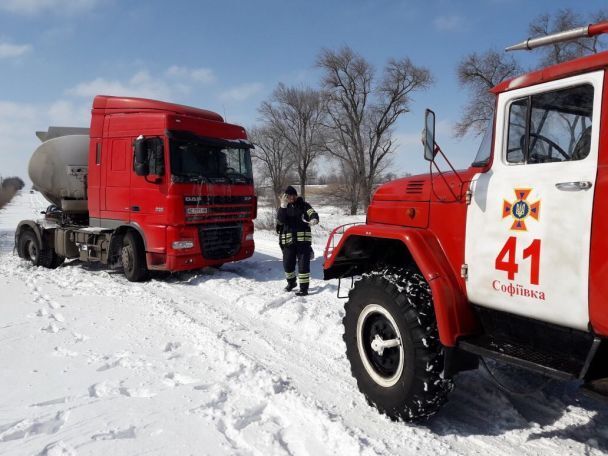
[324,22,608,420]
[16,95,257,281]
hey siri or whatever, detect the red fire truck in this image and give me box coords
[323,22,608,420]
[16,95,257,281]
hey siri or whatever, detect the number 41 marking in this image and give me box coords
[495,237,541,285]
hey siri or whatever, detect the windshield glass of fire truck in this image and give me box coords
[170,139,253,184]
[471,114,494,167]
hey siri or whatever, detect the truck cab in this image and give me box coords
[323,23,608,420]
[87,96,256,273]
[16,96,256,281]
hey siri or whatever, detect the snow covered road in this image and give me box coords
[1,191,608,455]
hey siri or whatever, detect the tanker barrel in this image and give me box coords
[36,126,90,142]
[28,130,90,212]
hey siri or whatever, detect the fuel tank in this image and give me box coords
[28,133,89,210]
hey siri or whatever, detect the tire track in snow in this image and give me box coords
[0,255,400,456]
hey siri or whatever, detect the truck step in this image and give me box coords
[458,335,584,380]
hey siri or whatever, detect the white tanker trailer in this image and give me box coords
[29,127,90,212]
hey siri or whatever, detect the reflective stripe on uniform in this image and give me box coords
[306,208,316,217]
[296,231,312,241]
[285,271,296,279]
[298,272,311,283]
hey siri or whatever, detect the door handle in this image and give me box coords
[555,181,592,191]
[131,206,140,212]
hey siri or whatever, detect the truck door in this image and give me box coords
[102,138,131,221]
[465,70,603,331]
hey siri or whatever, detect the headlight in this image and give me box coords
[172,240,194,249]
[245,233,254,241]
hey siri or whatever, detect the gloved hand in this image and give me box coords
[280,194,289,208]
[309,218,319,226]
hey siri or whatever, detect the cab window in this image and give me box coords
[506,84,593,164]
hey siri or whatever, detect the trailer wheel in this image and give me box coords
[18,229,64,269]
[121,231,149,282]
[343,266,453,421]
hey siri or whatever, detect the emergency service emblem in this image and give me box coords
[502,188,540,231]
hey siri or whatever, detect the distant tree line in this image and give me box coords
[1,176,25,192]
[0,176,25,209]
[251,47,431,214]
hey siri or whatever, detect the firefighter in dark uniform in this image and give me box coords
[277,186,319,296]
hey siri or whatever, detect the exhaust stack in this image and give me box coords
[506,21,608,52]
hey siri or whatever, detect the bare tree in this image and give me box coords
[249,126,293,208]
[258,83,326,200]
[455,50,522,137]
[317,46,432,213]
[456,9,606,139]
[529,9,607,67]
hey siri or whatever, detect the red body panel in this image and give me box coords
[589,71,608,336]
[86,95,256,271]
[325,168,481,346]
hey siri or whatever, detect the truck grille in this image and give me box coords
[198,223,242,260]
[207,206,251,214]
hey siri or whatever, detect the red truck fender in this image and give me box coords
[324,223,479,346]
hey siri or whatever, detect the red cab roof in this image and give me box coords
[92,95,224,122]
[491,50,608,94]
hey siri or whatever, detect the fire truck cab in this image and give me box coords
[323,22,608,420]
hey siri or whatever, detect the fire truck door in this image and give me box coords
[465,70,603,331]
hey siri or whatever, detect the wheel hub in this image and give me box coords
[27,241,37,261]
[356,304,405,388]
[121,246,133,272]
[370,334,401,356]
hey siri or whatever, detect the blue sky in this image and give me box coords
[0,0,606,183]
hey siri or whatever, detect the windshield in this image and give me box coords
[170,138,253,184]
[471,114,494,167]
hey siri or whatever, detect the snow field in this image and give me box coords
[0,191,607,455]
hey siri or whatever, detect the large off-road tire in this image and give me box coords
[121,231,149,282]
[18,229,64,269]
[343,266,453,421]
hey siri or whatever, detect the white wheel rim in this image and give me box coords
[356,304,404,388]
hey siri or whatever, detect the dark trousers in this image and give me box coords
[282,243,311,291]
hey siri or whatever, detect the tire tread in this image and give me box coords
[343,266,453,421]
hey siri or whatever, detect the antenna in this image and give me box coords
[506,21,608,52]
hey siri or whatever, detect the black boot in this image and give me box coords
[284,280,297,292]
[295,284,309,296]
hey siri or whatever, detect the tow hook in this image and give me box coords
[371,334,401,356]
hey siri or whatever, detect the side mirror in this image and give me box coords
[423,109,436,161]
[134,135,149,176]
